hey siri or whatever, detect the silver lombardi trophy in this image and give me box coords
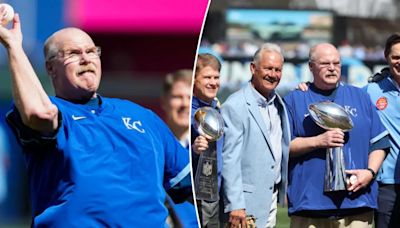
[308,101,353,192]
[193,107,224,201]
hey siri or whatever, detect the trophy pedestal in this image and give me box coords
[324,147,347,192]
[194,142,219,201]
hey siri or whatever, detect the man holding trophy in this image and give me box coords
[191,53,223,227]
[284,43,390,228]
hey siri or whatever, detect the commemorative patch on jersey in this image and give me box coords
[376,97,388,110]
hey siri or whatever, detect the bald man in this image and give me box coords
[0,14,192,227]
[284,43,389,228]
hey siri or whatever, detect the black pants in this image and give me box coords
[375,184,400,228]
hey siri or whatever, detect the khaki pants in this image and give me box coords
[290,210,373,228]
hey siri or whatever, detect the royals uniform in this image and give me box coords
[171,136,199,228]
[6,96,191,227]
[284,83,388,216]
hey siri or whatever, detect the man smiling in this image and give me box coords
[191,53,223,227]
[221,43,290,228]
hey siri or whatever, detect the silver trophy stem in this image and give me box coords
[324,147,347,192]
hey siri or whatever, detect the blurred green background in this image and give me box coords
[277,207,290,228]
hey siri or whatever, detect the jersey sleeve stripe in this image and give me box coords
[167,164,191,189]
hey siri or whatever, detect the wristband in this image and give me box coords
[367,168,377,180]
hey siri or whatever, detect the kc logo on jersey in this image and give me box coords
[122,117,145,133]
[344,105,357,117]
[376,97,388,110]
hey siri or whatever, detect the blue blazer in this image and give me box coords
[220,82,290,227]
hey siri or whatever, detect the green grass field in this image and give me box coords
[277,207,290,228]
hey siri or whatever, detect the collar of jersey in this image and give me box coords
[53,94,108,114]
[387,76,400,91]
[192,96,218,110]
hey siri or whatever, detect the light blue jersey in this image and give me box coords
[6,96,191,227]
[364,76,400,184]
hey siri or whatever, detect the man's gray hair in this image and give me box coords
[44,27,89,62]
[44,42,59,61]
[253,43,284,63]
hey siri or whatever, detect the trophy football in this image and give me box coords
[193,107,224,201]
[308,101,353,192]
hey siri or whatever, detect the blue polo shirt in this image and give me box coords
[6,96,191,227]
[364,76,400,184]
[284,83,388,215]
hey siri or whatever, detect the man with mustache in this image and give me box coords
[220,43,290,228]
[284,43,389,228]
[0,15,192,227]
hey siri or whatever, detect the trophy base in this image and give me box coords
[194,142,219,201]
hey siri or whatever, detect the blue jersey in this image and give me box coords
[284,83,388,215]
[172,201,199,228]
[171,136,198,228]
[364,76,400,184]
[6,96,191,227]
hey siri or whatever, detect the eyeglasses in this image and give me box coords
[48,46,101,64]
[312,61,341,68]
